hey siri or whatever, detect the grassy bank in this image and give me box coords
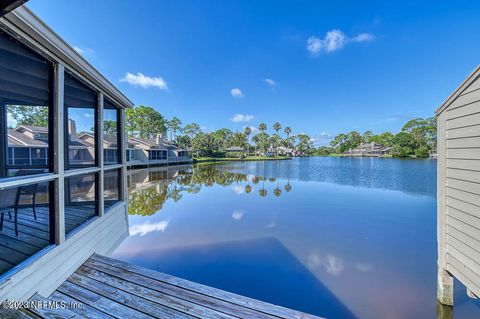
[193,156,291,163]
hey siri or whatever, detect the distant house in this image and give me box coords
[344,142,392,157]
[77,132,120,165]
[7,125,49,166]
[127,134,192,167]
[273,146,303,157]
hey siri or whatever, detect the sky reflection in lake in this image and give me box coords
[112,158,480,319]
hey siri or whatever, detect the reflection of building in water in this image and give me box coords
[127,134,192,167]
[127,165,293,217]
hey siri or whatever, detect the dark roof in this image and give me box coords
[17,125,48,133]
[8,129,47,147]
[128,136,158,147]
[78,132,117,145]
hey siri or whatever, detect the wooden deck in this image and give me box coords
[7,254,324,319]
[0,205,95,276]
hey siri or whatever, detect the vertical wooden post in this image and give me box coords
[437,268,454,306]
[120,108,129,227]
[436,111,453,305]
[54,63,65,244]
[97,93,104,217]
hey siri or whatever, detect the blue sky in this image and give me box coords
[28,0,480,145]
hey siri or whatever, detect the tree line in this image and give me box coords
[126,105,314,158]
[325,117,437,157]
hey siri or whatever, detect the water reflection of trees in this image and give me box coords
[128,164,293,216]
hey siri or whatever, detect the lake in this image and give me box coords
[112,157,480,319]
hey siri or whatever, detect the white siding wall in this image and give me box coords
[443,80,480,296]
[0,203,128,302]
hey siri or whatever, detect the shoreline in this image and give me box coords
[193,156,292,164]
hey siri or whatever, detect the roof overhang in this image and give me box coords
[0,6,134,108]
[436,64,480,115]
[1,0,27,17]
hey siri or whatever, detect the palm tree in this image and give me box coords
[284,126,291,138]
[258,123,267,155]
[244,126,252,155]
[274,179,282,197]
[165,119,172,141]
[273,122,281,156]
[170,117,182,141]
[273,122,281,134]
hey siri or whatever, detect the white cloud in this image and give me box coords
[354,263,373,272]
[73,45,95,56]
[310,132,334,146]
[230,88,244,98]
[352,33,375,43]
[121,72,168,91]
[307,253,344,276]
[232,185,245,194]
[232,210,244,221]
[129,220,169,236]
[264,78,276,92]
[266,221,276,228]
[307,29,374,56]
[231,114,254,123]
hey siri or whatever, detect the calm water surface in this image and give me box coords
[112,157,480,319]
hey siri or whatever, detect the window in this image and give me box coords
[65,173,98,234]
[103,99,121,165]
[64,73,97,168]
[0,30,53,178]
[148,150,167,160]
[126,149,136,162]
[104,169,121,210]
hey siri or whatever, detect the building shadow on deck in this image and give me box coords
[116,237,357,319]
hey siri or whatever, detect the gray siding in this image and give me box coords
[442,80,480,296]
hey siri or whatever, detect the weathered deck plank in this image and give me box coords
[89,254,323,319]
[2,254,324,319]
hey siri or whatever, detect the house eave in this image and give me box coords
[436,64,480,115]
[0,6,134,109]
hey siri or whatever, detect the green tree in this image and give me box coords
[284,126,292,138]
[103,120,117,136]
[192,132,216,157]
[126,105,167,139]
[273,122,281,134]
[183,123,201,139]
[362,130,374,143]
[296,134,313,153]
[169,117,182,141]
[8,105,48,127]
[259,123,267,133]
[252,132,270,155]
[175,135,192,150]
[231,132,248,150]
[211,128,233,151]
[272,122,282,155]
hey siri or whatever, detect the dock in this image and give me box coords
[4,254,324,319]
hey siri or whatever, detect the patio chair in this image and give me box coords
[15,169,44,220]
[0,187,20,236]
